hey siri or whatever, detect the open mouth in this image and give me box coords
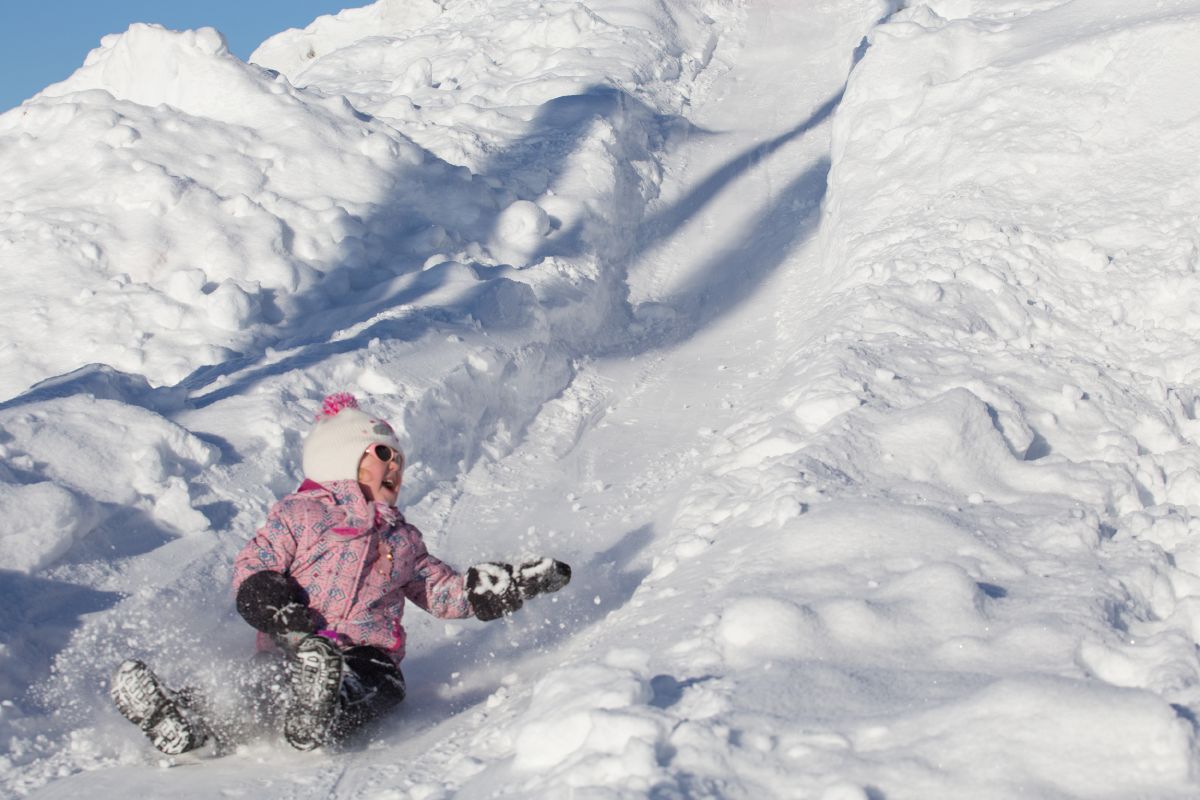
[381,477,398,491]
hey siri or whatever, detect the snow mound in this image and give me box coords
[512,659,661,778]
[0,396,217,568]
[0,1,733,400]
[250,0,448,79]
[867,677,1199,796]
[39,24,286,129]
[251,0,731,171]
[822,0,1200,384]
[0,483,97,574]
[0,24,504,397]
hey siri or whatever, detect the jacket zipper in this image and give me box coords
[340,519,373,621]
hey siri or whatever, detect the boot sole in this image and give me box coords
[111,660,207,755]
[285,638,344,751]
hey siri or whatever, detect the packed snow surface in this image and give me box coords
[3,0,1200,797]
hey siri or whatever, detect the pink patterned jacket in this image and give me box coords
[232,479,472,665]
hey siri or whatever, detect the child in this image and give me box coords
[111,393,570,754]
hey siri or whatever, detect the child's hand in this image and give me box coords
[236,570,318,635]
[466,558,571,621]
[271,601,318,635]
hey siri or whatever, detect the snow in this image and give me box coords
[4,0,1200,797]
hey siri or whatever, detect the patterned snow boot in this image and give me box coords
[284,635,345,750]
[110,660,209,755]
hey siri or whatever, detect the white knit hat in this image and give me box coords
[301,393,403,483]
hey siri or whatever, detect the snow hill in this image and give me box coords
[3,0,1200,796]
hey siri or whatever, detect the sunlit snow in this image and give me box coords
[3,0,1200,797]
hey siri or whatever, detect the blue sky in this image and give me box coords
[0,1,367,112]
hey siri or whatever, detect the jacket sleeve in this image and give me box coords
[232,499,302,592]
[400,526,472,619]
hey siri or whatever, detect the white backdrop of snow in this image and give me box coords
[3,0,1200,797]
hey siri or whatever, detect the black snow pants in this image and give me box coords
[210,644,406,745]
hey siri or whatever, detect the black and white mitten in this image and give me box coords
[236,570,318,649]
[513,558,572,598]
[466,558,571,621]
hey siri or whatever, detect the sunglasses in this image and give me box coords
[369,444,401,464]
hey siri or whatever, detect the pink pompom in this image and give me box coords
[317,392,359,420]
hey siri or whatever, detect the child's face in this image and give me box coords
[357,444,403,506]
